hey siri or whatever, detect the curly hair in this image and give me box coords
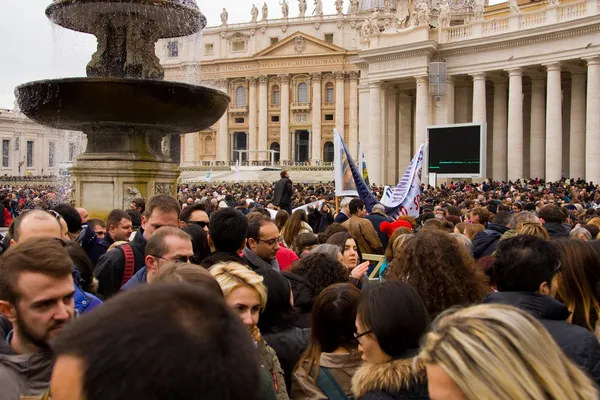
[387,230,488,318]
[290,253,349,296]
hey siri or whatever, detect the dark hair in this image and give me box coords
[327,231,363,264]
[291,253,348,296]
[293,233,319,257]
[493,211,512,227]
[280,170,288,179]
[357,281,430,358]
[125,209,142,229]
[0,238,73,303]
[318,223,348,244]
[180,203,207,223]
[583,224,599,240]
[54,204,82,234]
[88,218,105,229]
[145,194,180,219]
[349,199,365,215]
[51,283,261,400]
[274,210,289,231]
[538,205,566,224]
[471,207,490,225]
[256,268,296,334]
[107,209,131,230]
[494,235,559,292]
[281,209,308,248]
[131,197,146,213]
[145,227,191,258]
[181,224,211,265]
[153,263,223,298]
[246,215,274,241]
[209,208,248,253]
[65,241,95,293]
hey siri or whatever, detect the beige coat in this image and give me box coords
[343,215,383,255]
[291,351,363,400]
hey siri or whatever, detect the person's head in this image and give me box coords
[450,232,473,254]
[356,281,430,364]
[125,209,142,230]
[75,208,89,225]
[538,205,566,224]
[9,210,63,245]
[247,216,280,261]
[492,211,512,227]
[454,222,466,235]
[388,230,487,318]
[291,253,349,296]
[552,239,600,332]
[87,218,106,240]
[511,210,539,229]
[470,207,489,225]
[256,267,296,334]
[274,209,289,231]
[152,262,223,298]
[208,208,248,253]
[179,203,210,232]
[65,241,96,293]
[570,226,592,241]
[494,235,559,294]
[130,197,146,213]
[141,194,180,239]
[298,283,361,377]
[311,243,344,263]
[340,197,352,214]
[280,170,289,179]
[209,262,267,330]
[463,223,484,241]
[281,209,309,246]
[583,224,599,240]
[181,223,212,265]
[144,227,194,284]
[327,231,362,270]
[418,304,598,400]
[349,199,366,217]
[318,222,348,244]
[516,221,550,240]
[53,204,83,239]
[0,238,75,353]
[106,209,133,242]
[293,233,319,257]
[50,283,262,400]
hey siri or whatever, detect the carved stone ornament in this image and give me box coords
[310,72,322,82]
[337,21,344,29]
[294,36,307,54]
[279,74,290,84]
[155,183,173,196]
[248,76,259,85]
[123,186,142,209]
[250,28,256,36]
[314,22,321,30]
[350,20,357,29]
[220,31,226,38]
[334,71,346,80]
[258,75,268,84]
[348,71,360,80]
[281,25,288,33]
[261,26,267,34]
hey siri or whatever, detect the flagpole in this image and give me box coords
[335,196,340,215]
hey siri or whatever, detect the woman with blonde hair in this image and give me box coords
[210,262,289,400]
[418,304,598,400]
[463,223,484,241]
[516,221,550,240]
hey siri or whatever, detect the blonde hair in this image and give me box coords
[464,223,484,241]
[587,217,600,230]
[517,221,550,240]
[209,262,267,310]
[418,304,598,400]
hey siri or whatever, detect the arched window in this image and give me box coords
[270,142,281,163]
[204,136,213,155]
[272,85,280,105]
[298,83,308,103]
[325,82,334,103]
[323,141,334,162]
[235,86,246,106]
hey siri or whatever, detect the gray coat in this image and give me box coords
[0,339,53,400]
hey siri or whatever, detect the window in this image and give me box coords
[26,141,33,168]
[271,115,280,122]
[204,136,213,154]
[235,86,246,106]
[234,117,245,124]
[325,114,334,121]
[167,41,179,58]
[270,37,279,45]
[204,43,214,55]
[298,83,308,103]
[69,142,76,161]
[2,140,9,168]
[324,33,334,44]
[323,141,334,162]
[49,142,56,167]
[232,40,245,52]
[326,82,334,103]
[272,85,280,105]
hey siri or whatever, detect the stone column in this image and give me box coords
[446,75,455,124]
[570,71,586,179]
[217,79,229,162]
[335,71,345,135]
[248,77,258,161]
[311,73,322,163]
[471,72,487,123]
[258,75,268,161]
[530,77,546,179]
[386,88,398,184]
[507,68,523,180]
[369,81,382,185]
[545,63,563,181]
[587,56,600,183]
[415,75,430,154]
[492,78,508,181]
[398,93,413,171]
[349,72,359,158]
[279,74,290,162]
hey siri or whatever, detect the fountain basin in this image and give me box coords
[46,0,206,38]
[15,78,230,134]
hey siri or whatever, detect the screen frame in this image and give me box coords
[425,122,487,178]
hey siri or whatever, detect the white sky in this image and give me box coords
[0,0,503,109]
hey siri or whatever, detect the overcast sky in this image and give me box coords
[0,0,502,109]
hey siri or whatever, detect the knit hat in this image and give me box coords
[380,220,413,238]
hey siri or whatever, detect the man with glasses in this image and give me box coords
[121,227,193,290]
[179,203,210,233]
[242,215,281,272]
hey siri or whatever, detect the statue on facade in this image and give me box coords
[414,0,430,25]
[396,0,411,27]
[314,0,323,16]
[281,0,290,17]
[384,0,395,12]
[262,2,269,20]
[220,8,229,25]
[251,4,259,22]
[299,0,308,17]
[349,0,360,14]
[361,10,381,38]
[335,0,345,14]
[472,0,485,20]
[438,0,451,27]
[509,0,520,13]
[548,0,559,6]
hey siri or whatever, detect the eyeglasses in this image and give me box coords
[47,210,62,220]
[256,238,279,247]
[189,221,209,229]
[152,255,192,264]
[353,330,373,343]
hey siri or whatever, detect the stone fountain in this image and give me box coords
[15,0,229,217]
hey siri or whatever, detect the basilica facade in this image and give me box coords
[159,0,600,185]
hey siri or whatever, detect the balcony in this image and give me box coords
[291,102,311,112]
[229,105,248,115]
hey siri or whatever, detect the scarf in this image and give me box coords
[242,246,281,272]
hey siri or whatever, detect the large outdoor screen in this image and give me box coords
[427,123,485,178]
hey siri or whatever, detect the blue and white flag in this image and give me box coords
[204,169,213,182]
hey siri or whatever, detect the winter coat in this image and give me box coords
[264,327,311,396]
[274,177,293,208]
[292,350,363,399]
[334,212,350,224]
[284,271,317,329]
[483,291,600,385]
[121,266,148,290]
[259,338,290,400]
[365,212,393,250]
[343,216,383,255]
[472,223,510,259]
[351,354,429,400]
[544,222,571,239]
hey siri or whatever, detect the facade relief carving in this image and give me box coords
[155,183,174,196]
[294,36,307,54]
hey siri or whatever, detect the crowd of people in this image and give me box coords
[0,172,600,399]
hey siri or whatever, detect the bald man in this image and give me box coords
[9,210,63,246]
[76,208,89,224]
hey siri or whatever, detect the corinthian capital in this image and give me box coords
[248,76,258,85]
[347,71,360,80]
[258,75,269,84]
[334,71,346,81]
[310,72,322,82]
[278,74,290,84]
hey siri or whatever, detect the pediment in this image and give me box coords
[254,32,346,58]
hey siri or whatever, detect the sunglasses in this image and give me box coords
[153,255,193,264]
[189,221,209,229]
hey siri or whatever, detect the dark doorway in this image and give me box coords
[169,135,181,164]
[233,132,247,162]
[323,141,334,163]
[295,130,309,162]
[270,142,280,163]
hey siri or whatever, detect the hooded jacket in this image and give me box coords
[472,223,510,259]
[483,291,600,384]
[543,222,571,238]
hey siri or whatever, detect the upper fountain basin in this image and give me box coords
[15,78,230,134]
[46,0,206,38]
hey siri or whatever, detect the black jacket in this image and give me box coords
[263,327,310,396]
[472,223,509,259]
[366,212,393,249]
[94,232,147,299]
[283,271,316,329]
[544,222,570,239]
[334,212,349,224]
[483,291,600,384]
[273,177,293,207]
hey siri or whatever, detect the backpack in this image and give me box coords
[315,367,352,400]
[120,243,135,288]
